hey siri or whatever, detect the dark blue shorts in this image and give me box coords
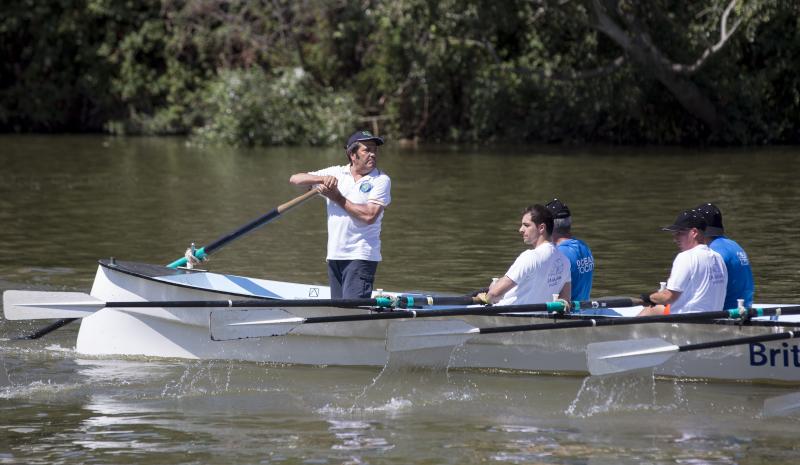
[327,260,378,299]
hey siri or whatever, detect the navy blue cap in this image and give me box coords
[694,203,724,236]
[345,130,384,149]
[662,209,707,232]
[544,199,571,219]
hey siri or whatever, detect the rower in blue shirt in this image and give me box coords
[545,199,594,301]
[695,203,755,309]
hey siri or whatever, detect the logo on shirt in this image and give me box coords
[576,256,594,274]
[737,251,750,265]
[711,261,726,284]
[548,258,565,287]
[359,182,373,193]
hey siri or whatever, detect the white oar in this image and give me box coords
[385,317,618,352]
[387,320,477,351]
[3,291,106,320]
[763,391,800,417]
[587,331,800,376]
[210,309,305,339]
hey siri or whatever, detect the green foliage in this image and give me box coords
[1,0,798,145]
[192,67,357,146]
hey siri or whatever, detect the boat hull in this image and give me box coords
[76,260,800,383]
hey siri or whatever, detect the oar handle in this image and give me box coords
[167,190,319,268]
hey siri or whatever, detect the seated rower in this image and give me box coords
[478,204,571,307]
[544,198,594,301]
[694,203,754,310]
[639,209,727,316]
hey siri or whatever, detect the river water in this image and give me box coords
[1,135,799,463]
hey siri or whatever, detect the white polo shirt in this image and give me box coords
[310,165,391,261]
[666,244,728,313]
[498,242,571,306]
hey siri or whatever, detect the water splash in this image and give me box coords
[566,373,687,418]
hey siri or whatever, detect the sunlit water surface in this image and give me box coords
[2,136,800,463]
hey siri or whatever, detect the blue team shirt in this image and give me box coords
[556,238,594,301]
[709,236,754,309]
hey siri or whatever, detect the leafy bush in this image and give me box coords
[192,67,357,146]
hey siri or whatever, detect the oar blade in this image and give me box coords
[587,337,679,376]
[386,320,476,352]
[209,309,303,341]
[763,391,800,417]
[2,291,103,320]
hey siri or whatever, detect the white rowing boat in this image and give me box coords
[4,258,800,384]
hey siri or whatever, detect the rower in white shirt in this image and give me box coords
[639,208,727,315]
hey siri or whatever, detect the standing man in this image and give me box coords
[479,205,571,306]
[544,199,594,301]
[289,130,391,299]
[639,209,727,315]
[695,203,754,309]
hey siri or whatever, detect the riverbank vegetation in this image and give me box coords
[2,0,798,145]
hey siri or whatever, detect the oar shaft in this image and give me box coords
[477,306,800,335]
[292,297,645,326]
[679,331,798,352]
[300,304,546,324]
[477,312,709,335]
[167,189,319,268]
[203,190,319,256]
[102,298,374,308]
[98,295,479,309]
[15,318,77,340]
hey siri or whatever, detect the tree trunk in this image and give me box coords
[591,0,722,131]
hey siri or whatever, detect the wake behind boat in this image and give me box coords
[5,258,800,384]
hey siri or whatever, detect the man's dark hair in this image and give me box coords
[523,204,554,236]
[345,142,361,165]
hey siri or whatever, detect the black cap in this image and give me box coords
[662,209,707,232]
[345,130,384,149]
[694,203,724,236]
[544,198,571,219]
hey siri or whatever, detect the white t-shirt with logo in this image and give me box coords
[310,165,391,261]
[497,242,571,306]
[666,244,727,313]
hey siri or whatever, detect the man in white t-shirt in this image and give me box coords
[639,209,727,315]
[478,205,571,306]
[289,130,391,298]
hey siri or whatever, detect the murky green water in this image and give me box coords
[2,136,800,463]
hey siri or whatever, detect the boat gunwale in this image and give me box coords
[98,258,286,301]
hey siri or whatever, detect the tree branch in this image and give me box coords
[589,0,723,130]
[671,0,742,74]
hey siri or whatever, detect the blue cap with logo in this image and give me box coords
[346,130,384,149]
